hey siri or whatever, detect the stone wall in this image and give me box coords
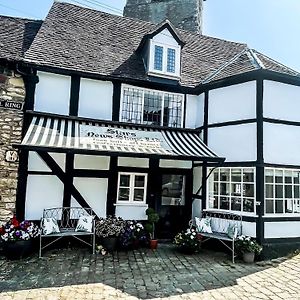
[123,0,203,34]
[0,66,25,224]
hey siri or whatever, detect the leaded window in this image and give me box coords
[265,168,300,214]
[208,168,256,213]
[120,86,183,128]
[167,48,176,73]
[154,45,163,71]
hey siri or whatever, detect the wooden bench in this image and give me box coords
[39,207,96,258]
[190,211,242,263]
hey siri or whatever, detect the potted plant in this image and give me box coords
[95,216,125,252]
[174,228,201,254]
[119,220,147,249]
[145,208,160,249]
[0,216,40,259]
[235,235,262,263]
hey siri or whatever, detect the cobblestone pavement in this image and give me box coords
[0,244,299,300]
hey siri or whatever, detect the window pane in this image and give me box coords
[220,196,230,210]
[265,184,274,198]
[265,169,274,183]
[161,174,185,206]
[275,185,283,198]
[284,171,293,184]
[163,94,182,127]
[220,183,230,196]
[154,45,163,71]
[209,195,219,209]
[119,188,130,201]
[231,197,241,211]
[133,189,144,202]
[213,170,219,181]
[275,170,283,183]
[121,88,143,123]
[293,171,300,184]
[135,175,145,188]
[213,183,218,194]
[232,183,242,196]
[220,169,230,181]
[167,48,176,73]
[120,175,130,187]
[244,184,254,197]
[143,91,163,126]
[285,185,292,198]
[294,200,300,213]
[243,169,254,182]
[266,200,274,213]
[294,185,300,198]
[231,169,241,182]
[243,198,254,212]
[275,200,284,213]
[285,199,293,213]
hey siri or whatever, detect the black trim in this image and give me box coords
[112,81,121,121]
[256,76,264,244]
[106,156,118,215]
[183,94,187,128]
[264,117,300,127]
[118,166,150,173]
[264,163,300,169]
[72,169,110,178]
[203,118,257,129]
[264,237,300,244]
[261,69,300,87]
[147,158,160,209]
[63,154,74,208]
[27,171,54,175]
[203,91,209,145]
[69,75,80,116]
[263,216,300,222]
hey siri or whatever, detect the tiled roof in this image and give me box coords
[0,15,42,62]
[2,2,299,86]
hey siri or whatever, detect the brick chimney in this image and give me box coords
[123,0,203,34]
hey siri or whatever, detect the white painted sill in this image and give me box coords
[114,203,148,207]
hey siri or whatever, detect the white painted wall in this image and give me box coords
[193,166,202,194]
[28,152,65,172]
[78,78,113,120]
[72,177,108,218]
[25,175,64,219]
[242,222,256,237]
[185,94,204,129]
[208,81,256,124]
[34,71,71,115]
[160,160,192,169]
[264,122,300,165]
[115,203,148,220]
[208,124,257,162]
[264,81,300,122]
[74,154,110,170]
[264,221,300,238]
[118,157,149,168]
[152,28,179,47]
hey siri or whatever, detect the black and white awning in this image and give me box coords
[18,113,224,162]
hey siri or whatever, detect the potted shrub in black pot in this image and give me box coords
[145,208,160,250]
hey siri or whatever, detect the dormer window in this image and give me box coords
[167,48,176,73]
[154,45,163,71]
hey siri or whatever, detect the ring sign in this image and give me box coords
[5,150,18,162]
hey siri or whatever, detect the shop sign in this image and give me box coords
[5,150,18,162]
[0,100,24,110]
[79,125,172,152]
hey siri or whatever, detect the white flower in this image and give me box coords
[190,236,194,239]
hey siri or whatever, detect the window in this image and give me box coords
[117,173,147,203]
[265,168,300,214]
[167,48,176,73]
[208,168,256,213]
[154,45,163,71]
[120,85,183,127]
[161,174,186,206]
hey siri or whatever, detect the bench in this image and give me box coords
[39,207,96,258]
[190,211,242,263]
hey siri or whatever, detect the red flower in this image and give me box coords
[11,215,19,228]
[0,226,4,235]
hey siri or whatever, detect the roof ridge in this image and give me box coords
[0,14,41,22]
[202,47,249,84]
[247,48,265,69]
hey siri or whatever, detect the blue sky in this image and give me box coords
[0,0,299,72]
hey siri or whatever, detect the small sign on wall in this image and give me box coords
[0,100,24,110]
[5,150,18,163]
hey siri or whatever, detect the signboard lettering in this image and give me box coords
[5,150,18,163]
[0,100,24,111]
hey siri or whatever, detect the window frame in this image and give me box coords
[265,167,300,216]
[116,172,148,205]
[119,84,184,128]
[148,40,181,78]
[207,167,256,216]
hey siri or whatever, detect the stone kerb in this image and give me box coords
[0,66,25,224]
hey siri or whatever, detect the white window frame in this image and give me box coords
[116,172,148,204]
[119,84,184,128]
[265,167,300,216]
[207,167,256,216]
[148,40,181,78]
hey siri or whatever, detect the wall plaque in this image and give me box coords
[0,100,24,110]
[5,150,19,162]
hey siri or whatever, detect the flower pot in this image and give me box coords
[243,252,255,263]
[149,239,158,250]
[2,240,34,260]
[101,237,118,252]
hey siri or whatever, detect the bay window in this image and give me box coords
[120,85,183,128]
[208,167,256,213]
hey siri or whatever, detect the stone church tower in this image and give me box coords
[123,0,203,34]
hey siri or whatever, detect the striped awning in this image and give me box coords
[19,114,224,162]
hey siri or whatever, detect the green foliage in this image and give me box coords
[145,207,160,239]
[235,235,263,254]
